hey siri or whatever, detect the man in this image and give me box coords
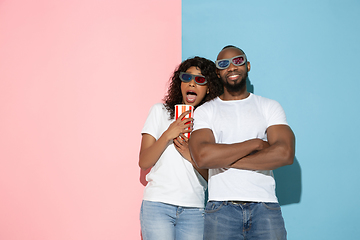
[189,45,295,240]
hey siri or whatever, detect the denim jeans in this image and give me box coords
[140,200,205,240]
[203,201,287,240]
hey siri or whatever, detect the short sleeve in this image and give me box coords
[141,103,165,140]
[193,104,212,131]
[266,100,288,128]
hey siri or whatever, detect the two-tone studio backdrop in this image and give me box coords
[1,0,359,239]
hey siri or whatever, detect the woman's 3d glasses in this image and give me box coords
[215,55,247,69]
[179,72,207,85]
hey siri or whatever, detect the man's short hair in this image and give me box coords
[220,45,247,59]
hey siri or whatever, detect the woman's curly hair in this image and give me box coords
[163,56,223,119]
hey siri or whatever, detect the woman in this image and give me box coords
[139,56,222,240]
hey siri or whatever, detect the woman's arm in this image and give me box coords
[139,111,193,170]
[139,133,171,170]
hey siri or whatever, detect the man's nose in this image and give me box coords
[227,62,238,71]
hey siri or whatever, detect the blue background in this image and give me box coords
[182,0,360,239]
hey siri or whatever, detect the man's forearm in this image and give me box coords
[191,139,267,169]
[230,141,295,170]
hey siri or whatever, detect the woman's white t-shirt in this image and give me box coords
[141,103,207,208]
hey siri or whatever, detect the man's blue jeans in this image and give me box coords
[140,200,205,240]
[203,201,287,240]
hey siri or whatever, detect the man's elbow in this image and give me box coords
[284,155,294,166]
[281,147,295,166]
[195,158,208,169]
[190,150,208,169]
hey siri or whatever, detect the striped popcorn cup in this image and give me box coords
[175,104,194,139]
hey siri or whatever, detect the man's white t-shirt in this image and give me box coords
[193,94,288,203]
[141,103,207,208]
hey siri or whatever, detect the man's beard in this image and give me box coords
[222,72,248,93]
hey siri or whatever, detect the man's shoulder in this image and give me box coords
[196,97,220,110]
[251,94,280,106]
[193,98,219,120]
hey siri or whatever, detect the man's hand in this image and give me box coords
[230,125,295,170]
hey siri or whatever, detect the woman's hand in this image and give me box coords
[174,134,192,161]
[163,110,193,141]
[175,133,209,181]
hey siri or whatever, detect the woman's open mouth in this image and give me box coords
[186,91,197,103]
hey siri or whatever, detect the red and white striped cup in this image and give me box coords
[175,104,194,139]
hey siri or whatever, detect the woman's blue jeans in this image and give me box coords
[203,201,287,240]
[140,200,204,240]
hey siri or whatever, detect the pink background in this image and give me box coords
[0,0,181,239]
